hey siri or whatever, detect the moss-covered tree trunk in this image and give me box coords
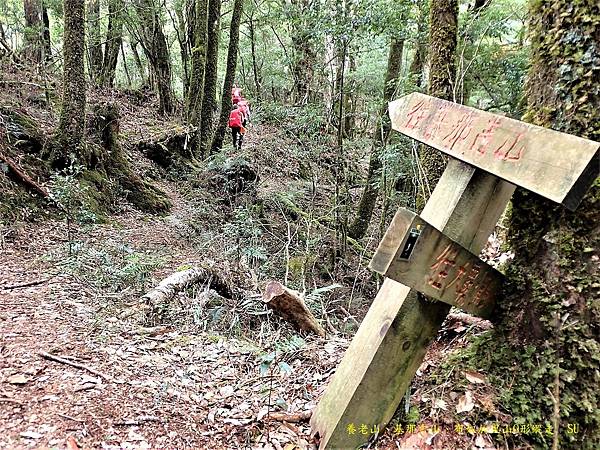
[87,0,104,82]
[465,3,599,450]
[408,0,428,88]
[289,0,317,104]
[52,0,87,168]
[134,0,174,115]
[198,0,221,158]
[100,0,123,87]
[417,0,457,209]
[348,38,404,240]
[23,0,50,62]
[210,0,244,154]
[186,0,208,123]
[88,103,171,213]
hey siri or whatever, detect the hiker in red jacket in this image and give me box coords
[237,98,250,125]
[231,86,242,105]
[228,104,245,150]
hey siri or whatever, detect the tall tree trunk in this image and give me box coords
[348,38,404,240]
[471,3,600,450]
[42,3,51,59]
[417,0,458,209]
[248,15,262,101]
[408,0,428,88]
[87,0,104,82]
[288,0,316,104]
[343,51,356,138]
[175,0,193,99]
[198,0,221,157]
[130,39,147,86]
[51,0,86,168]
[210,0,244,153]
[134,0,174,115]
[186,0,208,153]
[332,41,345,133]
[23,0,44,62]
[409,42,425,87]
[100,0,123,87]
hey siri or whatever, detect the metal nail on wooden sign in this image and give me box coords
[369,208,502,318]
[389,93,600,210]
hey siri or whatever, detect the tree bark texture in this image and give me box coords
[100,0,123,87]
[54,0,87,167]
[142,267,235,307]
[23,0,50,62]
[210,0,244,153]
[418,0,458,209]
[288,0,317,104]
[348,38,404,240]
[198,0,221,157]
[186,0,208,127]
[485,3,599,448]
[87,0,104,81]
[134,0,174,115]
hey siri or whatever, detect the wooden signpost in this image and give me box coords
[310,93,599,449]
[389,93,599,210]
[369,208,502,319]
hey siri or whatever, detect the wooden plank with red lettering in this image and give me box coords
[389,93,599,210]
[369,208,501,318]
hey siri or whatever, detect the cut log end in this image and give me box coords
[263,281,326,337]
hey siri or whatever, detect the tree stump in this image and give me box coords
[263,281,326,337]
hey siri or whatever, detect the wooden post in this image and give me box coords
[310,161,515,448]
[310,93,599,449]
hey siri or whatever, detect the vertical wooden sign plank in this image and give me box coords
[310,161,515,449]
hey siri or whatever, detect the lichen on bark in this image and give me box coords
[450,2,600,448]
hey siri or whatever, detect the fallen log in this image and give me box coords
[446,312,493,330]
[263,281,326,337]
[0,151,48,198]
[142,267,235,307]
[268,410,312,423]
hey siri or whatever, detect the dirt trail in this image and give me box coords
[0,169,344,449]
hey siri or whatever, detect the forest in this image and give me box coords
[0,0,598,448]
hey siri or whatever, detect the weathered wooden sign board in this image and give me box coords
[389,93,599,210]
[369,208,502,318]
[310,93,600,449]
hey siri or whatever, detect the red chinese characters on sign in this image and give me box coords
[455,263,481,306]
[470,117,503,156]
[399,96,529,167]
[404,99,431,131]
[493,132,525,161]
[428,244,495,309]
[442,112,476,150]
[423,103,451,141]
[428,244,458,290]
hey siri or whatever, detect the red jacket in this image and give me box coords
[228,109,244,128]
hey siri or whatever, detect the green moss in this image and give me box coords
[443,2,600,449]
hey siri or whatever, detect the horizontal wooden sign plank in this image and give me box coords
[389,93,599,210]
[369,208,502,318]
